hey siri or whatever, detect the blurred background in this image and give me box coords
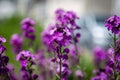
[0,0,119,74]
[0,0,119,49]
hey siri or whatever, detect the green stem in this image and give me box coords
[27,59,33,80]
[59,46,62,80]
[113,34,117,80]
[60,58,62,80]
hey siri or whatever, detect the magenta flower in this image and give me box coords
[91,72,107,80]
[93,47,107,68]
[21,18,35,30]
[0,36,6,44]
[16,50,34,67]
[75,70,84,79]
[41,9,81,79]
[10,34,23,54]
[105,15,120,34]
[0,36,11,80]
[21,18,36,41]
[0,45,6,54]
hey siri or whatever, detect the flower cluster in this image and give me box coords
[91,48,115,80]
[16,50,38,80]
[0,36,13,80]
[92,15,120,80]
[10,34,23,54]
[93,47,107,68]
[21,18,36,41]
[41,9,81,80]
[7,64,18,80]
[105,15,120,34]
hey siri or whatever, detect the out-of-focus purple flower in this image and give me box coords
[32,74,38,80]
[55,9,79,28]
[16,50,34,67]
[41,27,53,52]
[20,67,29,80]
[63,48,69,53]
[105,66,114,76]
[76,33,81,38]
[116,54,120,73]
[0,36,11,80]
[10,34,23,54]
[17,50,37,80]
[7,64,18,80]
[93,47,107,68]
[0,45,6,54]
[57,62,71,80]
[91,72,107,80]
[0,36,6,44]
[21,18,35,30]
[21,18,36,41]
[105,15,120,34]
[35,49,46,67]
[0,36,7,55]
[75,70,84,79]
[92,47,120,79]
[22,31,36,41]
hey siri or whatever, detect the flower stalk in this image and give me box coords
[113,34,117,80]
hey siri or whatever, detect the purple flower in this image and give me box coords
[32,74,38,80]
[41,9,80,80]
[17,50,37,80]
[21,18,36,41]
[105,15,120,34]
[107,48,114,68]
[105,66,114,76]
[7,64,18,80]
[63,48,69,53]
[93,47,107,68]
[76,33,81,38]
[55,9,79,29]
[0,36,6,44]
[35,49,46,66]
[75,70,84,79]
[16,50,34,67]
[91,72,107,80]
[116,54,120,73]
[10,34,23,54]
[0,36,11,80]
[21,18,35,29]
[42,24,72,53]
[57,62,71,79]
[22,31,36,41]
[0,45,6,54]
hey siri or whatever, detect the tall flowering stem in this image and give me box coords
[105,15,120,80]
[59,46,62,80]
[113,34,117,79]
[91,15,120,80]
[10,34,23,54]
[41,9,80,80]
[21,18,36,42]
[16,50,38,80]
[0,36,10,80]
